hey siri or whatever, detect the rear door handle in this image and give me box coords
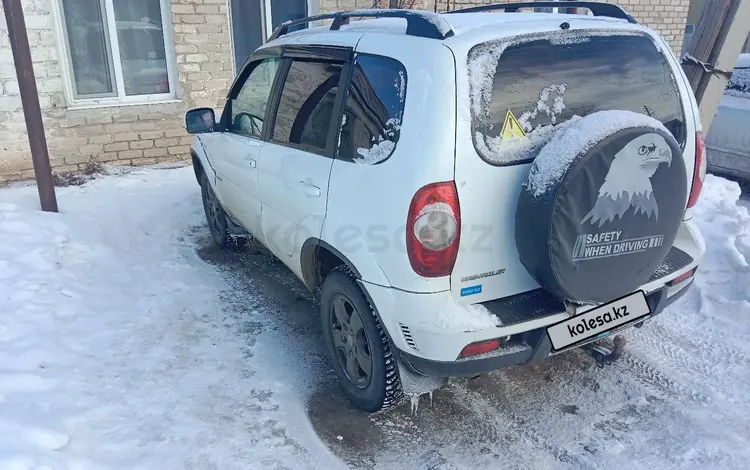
[246,157,256,168]
[298,181,321,197]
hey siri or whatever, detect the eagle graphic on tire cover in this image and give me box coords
[582,133,672,227]
[514,112,688,303]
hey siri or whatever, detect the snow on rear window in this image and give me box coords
[525,110,669,198]
[518,83,568,129]
[467,30,685,165]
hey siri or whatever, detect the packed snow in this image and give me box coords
[0,167,343,470]
[432,296,501,332]
[1,166,749,469]
[525,110,669,197]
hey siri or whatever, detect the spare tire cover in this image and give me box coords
[515,111,687,303]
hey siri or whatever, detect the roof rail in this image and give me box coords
[444,1,638,24]
[268,9,455,41]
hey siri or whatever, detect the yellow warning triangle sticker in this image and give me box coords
[500,109,526,139]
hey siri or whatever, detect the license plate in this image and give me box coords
[547,291,651,351]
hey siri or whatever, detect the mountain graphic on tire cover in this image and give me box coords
[516,118,688,304]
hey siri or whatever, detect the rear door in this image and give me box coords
[257,46,351,279]
[445,27,695,303]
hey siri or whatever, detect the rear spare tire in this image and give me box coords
[516,110,687,303]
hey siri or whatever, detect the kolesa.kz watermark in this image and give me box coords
[546,290,651,351]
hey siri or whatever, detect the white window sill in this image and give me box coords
[66,98,182,111]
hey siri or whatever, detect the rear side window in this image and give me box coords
[469,32,686,165]
[337,54,406,164]
[272,60,343,153]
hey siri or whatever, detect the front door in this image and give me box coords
[211,57,281,241]
[258,54,348,279]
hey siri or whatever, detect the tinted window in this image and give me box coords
[469,34,686,165]
[230,58,280,137]
[272,60,343,152]
[338,55,406,164]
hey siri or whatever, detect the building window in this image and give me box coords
[58,0,175,103]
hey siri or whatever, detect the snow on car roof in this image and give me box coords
[273,11,630,42]
[341,11,626,35]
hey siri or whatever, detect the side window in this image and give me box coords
[230,58,280,137]
[338,55,406,165]
[272,60,343,153]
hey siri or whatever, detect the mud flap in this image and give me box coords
[225,214,250,237]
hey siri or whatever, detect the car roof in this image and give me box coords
[352,12,628,35]
[265,11,633,47]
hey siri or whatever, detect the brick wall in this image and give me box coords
[0,0,233,184]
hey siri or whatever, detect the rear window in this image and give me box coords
[726,66,750,98]
[468,32,686,165]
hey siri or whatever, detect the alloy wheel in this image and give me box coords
[329,294,373,388]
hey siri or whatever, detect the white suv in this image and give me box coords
[186,2,706,412]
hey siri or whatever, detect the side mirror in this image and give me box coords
[185,108,216,134]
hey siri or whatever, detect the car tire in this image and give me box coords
[320,267,403,412]
[200,171,229,249]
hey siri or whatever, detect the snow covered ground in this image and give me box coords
[1,167,749,469]
[0,167,343,469]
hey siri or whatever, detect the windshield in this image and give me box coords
[468,32,686,165]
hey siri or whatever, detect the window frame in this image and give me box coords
[262,45,354,159]
[53,0,178,108]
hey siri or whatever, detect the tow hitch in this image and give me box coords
[583,335,626,367]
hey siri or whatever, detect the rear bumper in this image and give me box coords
[361,219,704,376]
[395,281,692,377]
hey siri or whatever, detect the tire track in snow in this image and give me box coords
[642,321,749,367]
[628,321,748,405]
[447,377,588,469]
[616,353,709,404]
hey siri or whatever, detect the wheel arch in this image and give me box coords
[300,238,363,293]
[191,149,203,183]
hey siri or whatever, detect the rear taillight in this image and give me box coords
[687,131,707,209]
[667,267,697,286]
[406,181,460,277]
[459,339,499,358]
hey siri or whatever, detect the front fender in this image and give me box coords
[191,136,223,203]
